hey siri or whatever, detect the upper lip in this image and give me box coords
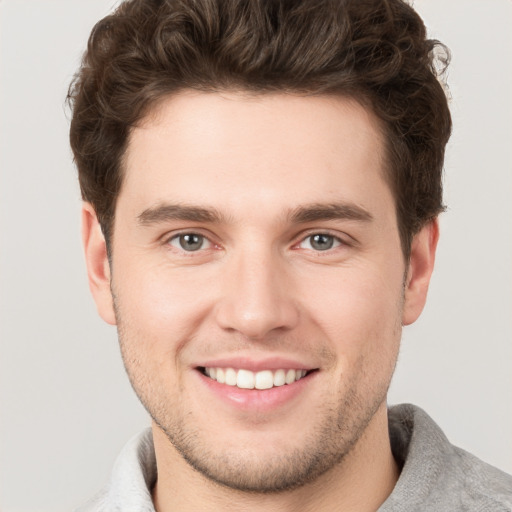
[195,356,316,372]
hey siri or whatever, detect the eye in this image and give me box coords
[299,233,342,251]
[168,233,212,252]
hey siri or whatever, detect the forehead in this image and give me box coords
[121,91,391,221]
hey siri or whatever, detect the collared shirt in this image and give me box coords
[76,404,512,511]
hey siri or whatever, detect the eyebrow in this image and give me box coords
[137,201,373,226]
[288,202,373,224]
[137,204,226,225]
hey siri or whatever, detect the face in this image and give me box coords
[84,91,436,492]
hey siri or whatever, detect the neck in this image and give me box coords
[152,404,399,512]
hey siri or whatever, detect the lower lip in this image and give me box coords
[196,370,316,412]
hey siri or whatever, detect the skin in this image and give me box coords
[83,91,438,512]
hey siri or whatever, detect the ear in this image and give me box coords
[82,202,116,325]
[402,219,439,326]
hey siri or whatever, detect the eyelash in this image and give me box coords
[296,233,344,251]
[165,230,349,254]
[167,232,215,252]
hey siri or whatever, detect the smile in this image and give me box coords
[201,367,310,390]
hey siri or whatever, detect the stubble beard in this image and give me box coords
[113,292,401,494]
[118,333,393,494]
[152,384,388,494]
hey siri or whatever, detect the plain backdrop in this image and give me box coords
[0,0,511,510]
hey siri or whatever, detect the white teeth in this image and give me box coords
[273,369,286,387]
[285,369,296,385]
[295,369,307,381]
[204,367,309,389]
[255,370,273,390]
[225,368,237,386]
[237,369,255,389]
[216,368,225,384]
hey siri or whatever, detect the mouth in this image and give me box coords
[199,366,314,390]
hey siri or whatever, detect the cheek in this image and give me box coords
[310,267,403,405]
[299,263,404,357]
[111,262,218,386]
[115,259,213,329]
[112,265,206,393]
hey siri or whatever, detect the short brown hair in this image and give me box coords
[68,0,451,258]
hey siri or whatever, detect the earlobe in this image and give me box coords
[82,203,117,325]
[402,219,439,326]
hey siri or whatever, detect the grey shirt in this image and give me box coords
[76,404,512,511]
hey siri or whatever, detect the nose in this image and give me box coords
[214,248,300,340]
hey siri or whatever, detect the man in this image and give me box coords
[68,0,512,510]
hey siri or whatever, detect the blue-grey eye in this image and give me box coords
[169,233,210,251]
[300,234,341,251]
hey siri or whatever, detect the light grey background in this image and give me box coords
[0,0,510,510]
